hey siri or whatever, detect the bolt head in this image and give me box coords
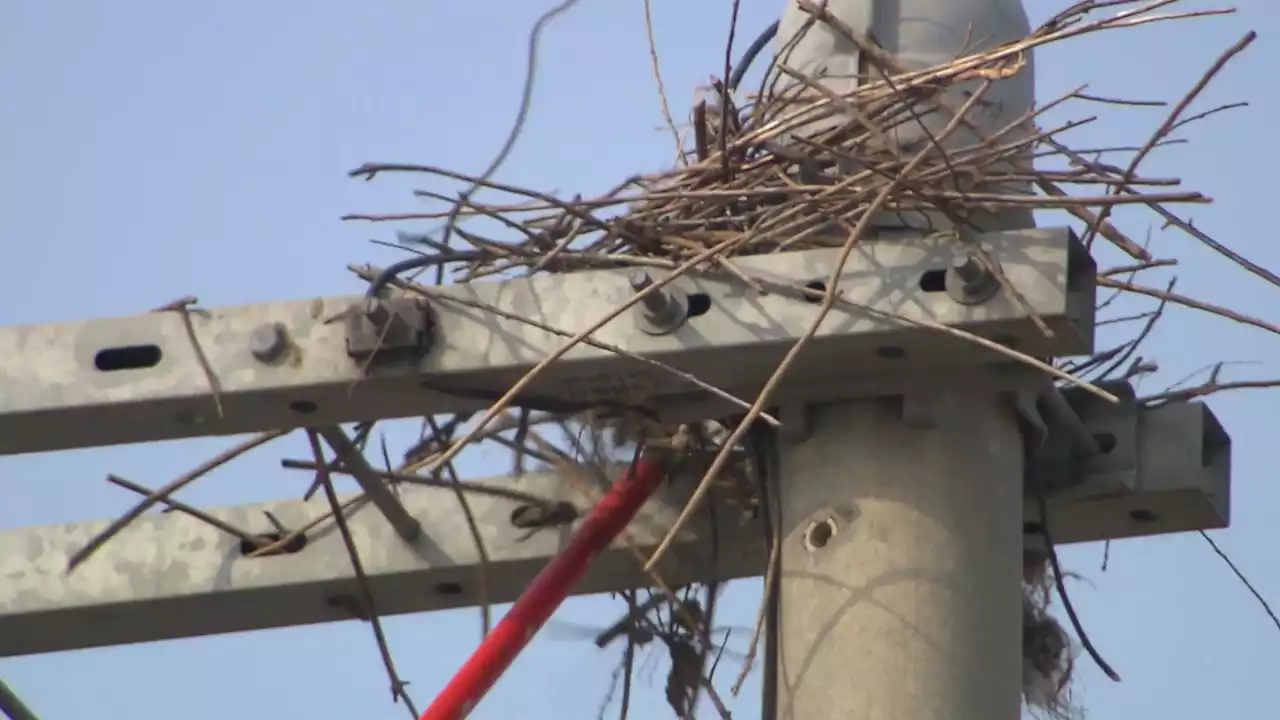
[628,269,653,292]
[249,322,288,362]
[951,254,985,283]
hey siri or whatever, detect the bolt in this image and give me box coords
[249,323,288,362]
[628,269,673,315]
[952,253,987,288]
[628,269,653,292]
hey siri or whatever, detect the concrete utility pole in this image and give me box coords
[0,2,1235,719]
[771,2,1035,718]
[774,380,1026,719]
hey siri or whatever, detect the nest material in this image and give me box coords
[1024,549,1076,717]
[350,8,1222,279]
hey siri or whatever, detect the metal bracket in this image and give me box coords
[1026,380,1138,497]
[0,227,1094,456]
[945,250,1002,305]
[0,464,764,657]
[343,295,435,360]
[1025,383,1231,545]
[316,426,421,542]
[0,386,1232,657]
[628,269,689,335]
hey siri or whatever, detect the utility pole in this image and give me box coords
[769,2,1034,718]
[773,380,1026,719]
[0,2,1235,719]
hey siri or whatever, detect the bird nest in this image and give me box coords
[69,2,1269,718]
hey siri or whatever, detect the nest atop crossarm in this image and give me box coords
[335,2,1260,718]
[347,3,1235,279]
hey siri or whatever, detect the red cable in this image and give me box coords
[419,453,670,720]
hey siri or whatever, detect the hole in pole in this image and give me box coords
[805,518,836,550]
[802,280,825,302]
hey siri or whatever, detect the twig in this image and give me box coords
[399,234,747,479]
[347,265,778,426]
[67,430,288,571]
[279,459,564,509]
[427,416,493,638]
[1079,31,1255,250]
[245,493,372,559]
[1143,376,1280,406]
[105,474,261,546]
[641,0,682,160]
[1098,277,1280,337]
[307,430,419,717]
[151,295,224,418]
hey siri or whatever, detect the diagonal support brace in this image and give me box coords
[316,426,421,542]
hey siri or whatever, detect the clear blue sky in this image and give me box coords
[2,1,1278,718]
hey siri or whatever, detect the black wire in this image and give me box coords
[364,251,484,298]
[1033,477,1122,682]
[745,418,780,719]
[729,21,780,91]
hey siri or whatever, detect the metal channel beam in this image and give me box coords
[0,227,1094,456]
[0,464,766,657]
[1025,394,1231,546]
[1,393,1228,658]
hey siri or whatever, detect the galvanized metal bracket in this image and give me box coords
[0,227,1095,456]
[343,295,435,360]
[0,388,1233,657]
[0,464,764,657]
[1024,380,1231,545]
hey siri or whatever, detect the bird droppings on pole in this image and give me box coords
[2,1,1272,719]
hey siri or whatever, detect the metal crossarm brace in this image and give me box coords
[0,224,1234,661]
[0,464,766,657]
[1025,381,1231,545]
[316,425,421,542]
[0,227,1093,456]
[0,387,1231,657]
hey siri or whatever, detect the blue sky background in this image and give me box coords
[2,1,1278,718]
